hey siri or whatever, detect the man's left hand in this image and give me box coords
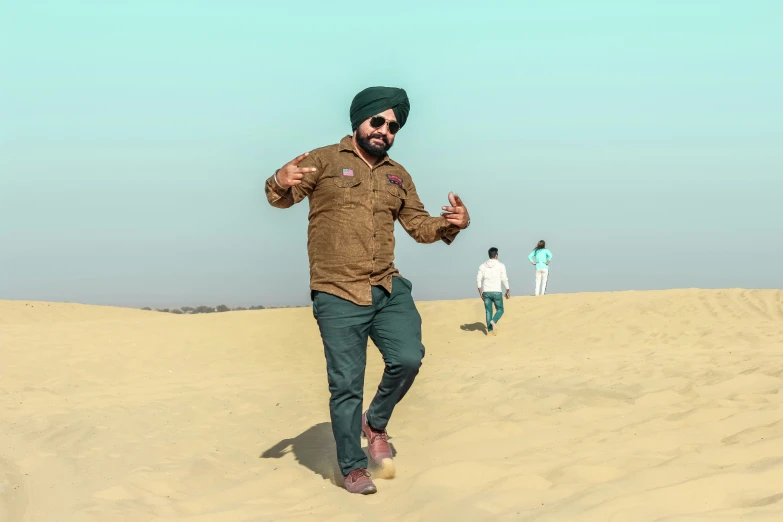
[441,192,470,228]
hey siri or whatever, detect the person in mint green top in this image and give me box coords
[528,240,552,296]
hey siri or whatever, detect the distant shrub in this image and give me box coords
[140,304,285,314]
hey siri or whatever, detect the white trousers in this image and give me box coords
[535,269,549,296]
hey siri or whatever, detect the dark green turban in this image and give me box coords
[349,86,410,131]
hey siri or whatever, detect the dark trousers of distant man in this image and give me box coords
[312,276,424,477]
[483,292,504,332]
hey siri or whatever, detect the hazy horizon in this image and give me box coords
[2,1,781,309]
[3,286,782,312]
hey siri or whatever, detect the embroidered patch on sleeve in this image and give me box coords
[387,174,403,186]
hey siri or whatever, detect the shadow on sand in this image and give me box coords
[460,322,487,335]
[260,421,396,486]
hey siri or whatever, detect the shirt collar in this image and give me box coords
[339,135,397,167]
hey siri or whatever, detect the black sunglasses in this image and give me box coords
[369,115,400,134]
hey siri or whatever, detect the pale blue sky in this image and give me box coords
[1,1,781,308]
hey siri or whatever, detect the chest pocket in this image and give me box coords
[331,174,362,206]
[383,183,407,216]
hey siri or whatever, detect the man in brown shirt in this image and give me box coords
[265,86,470,494]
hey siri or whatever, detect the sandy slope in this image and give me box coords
[2,289,783,522]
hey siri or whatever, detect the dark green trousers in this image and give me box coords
[312,276,425,477]
[483,291,504,331]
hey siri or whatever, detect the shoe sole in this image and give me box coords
[345,484,377,495]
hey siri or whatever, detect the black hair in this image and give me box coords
[488,247,498,259]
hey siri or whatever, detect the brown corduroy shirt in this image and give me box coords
[265,136,462,306]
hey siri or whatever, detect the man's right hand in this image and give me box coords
[275,152,317,189]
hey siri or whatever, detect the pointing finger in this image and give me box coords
[295,167,317,174]
[290,152,309,167]
[448,191,457,206]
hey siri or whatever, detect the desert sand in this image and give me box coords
[2,289,783,522]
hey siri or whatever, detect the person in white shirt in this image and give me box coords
[477,247,510,336]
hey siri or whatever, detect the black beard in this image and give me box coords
[356,132,392,157]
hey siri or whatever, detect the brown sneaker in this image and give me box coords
[362,412,393,462]
[343,468,377,494]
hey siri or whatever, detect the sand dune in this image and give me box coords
[2,289,783,521]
